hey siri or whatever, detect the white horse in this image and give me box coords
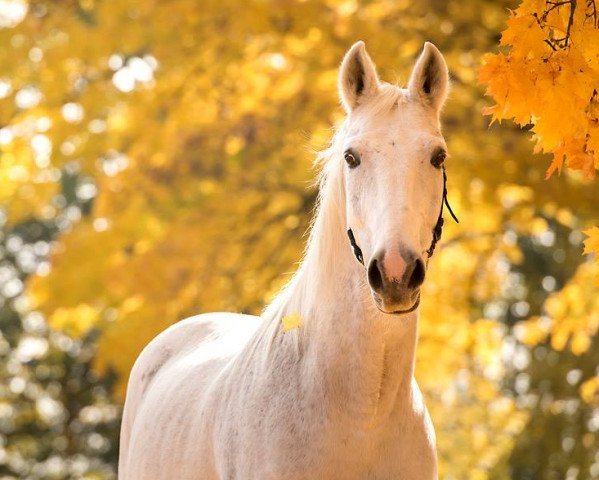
[119,40,453,479]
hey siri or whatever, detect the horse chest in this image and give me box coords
[213,375,435,480]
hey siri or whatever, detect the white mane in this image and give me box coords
[262,83,408,331]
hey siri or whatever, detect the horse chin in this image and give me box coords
[373,292,420,315]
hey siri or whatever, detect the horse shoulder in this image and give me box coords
[119,312,261,478]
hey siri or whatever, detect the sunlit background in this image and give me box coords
[0,0,598,478]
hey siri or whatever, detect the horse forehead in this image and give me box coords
[360,107,441,141]
[362,122,442,153]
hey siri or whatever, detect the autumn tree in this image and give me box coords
[0,168,120,477]
[480,0,599,274]
[1,0,598,478]
[480,0,599,476]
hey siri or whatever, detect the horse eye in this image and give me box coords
[344,149,361,169]
[431,150,446,168]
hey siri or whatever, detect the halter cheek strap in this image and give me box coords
[426,165,459,258]
[347,228,364,265]
[347,165,458,266]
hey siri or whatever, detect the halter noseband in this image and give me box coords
[347,165,458,266]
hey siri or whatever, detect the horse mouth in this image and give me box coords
[372,292,420,315]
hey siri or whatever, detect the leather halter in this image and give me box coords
[347,165,458,266]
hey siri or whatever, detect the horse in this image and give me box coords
[118,40,454,479]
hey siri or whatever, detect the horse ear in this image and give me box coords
[338,41,380,113]
[408,42,449,111]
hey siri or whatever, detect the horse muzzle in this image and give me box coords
[367,248,425,315]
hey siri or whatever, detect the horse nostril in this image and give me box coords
[408,258,426,289]
[368,259,384,293]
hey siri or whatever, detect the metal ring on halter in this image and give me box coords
[347,165,458,266]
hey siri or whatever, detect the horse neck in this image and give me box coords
[280,160,419,423]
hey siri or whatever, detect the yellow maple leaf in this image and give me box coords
[281,312,302,332]
[480,0,599,179]
[583,227,599,255]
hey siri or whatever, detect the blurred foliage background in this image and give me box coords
[0,0,598,478]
